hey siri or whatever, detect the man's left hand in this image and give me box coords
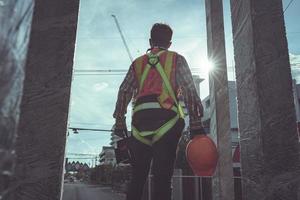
[190,127,206,139]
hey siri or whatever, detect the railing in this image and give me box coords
[144,172,242,200]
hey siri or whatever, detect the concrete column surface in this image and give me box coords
[9,1,79,200]
[230,0,300,199]
[0,1,34,199]
[205,0,234,200]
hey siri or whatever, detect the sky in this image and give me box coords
[66,0,300,164]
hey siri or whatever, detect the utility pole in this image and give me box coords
[205,0,234,199]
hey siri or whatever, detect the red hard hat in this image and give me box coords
[186,135,218,176]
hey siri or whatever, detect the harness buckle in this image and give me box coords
[148,54,160,67]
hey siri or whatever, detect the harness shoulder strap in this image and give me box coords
[139,50,165,91]
[155,62,185,118]
[134,56,144,83]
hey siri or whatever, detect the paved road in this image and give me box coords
[62,183,125,200]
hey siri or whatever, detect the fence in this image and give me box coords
[143,169,242,200]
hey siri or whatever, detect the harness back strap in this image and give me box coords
[157,52,174,108]
[135,56,144,83]
[133,102,178,113]
[155,61,185,118]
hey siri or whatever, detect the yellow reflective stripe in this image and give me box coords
[133,102,177,114]
[152,114,180,143]
[132,126,152,146]
[178,104,185,119]
[135,57,144,83]
[138,50,167,93]
[158,52,175,108]
[139,131,155,137]
[139,64,151,91]
[155,62,185,118]
[153,50,165,57]
[164,52,174,79]
[156,62,178,105]
[132,114,180,146]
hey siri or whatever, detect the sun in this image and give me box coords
[199,57,215,75]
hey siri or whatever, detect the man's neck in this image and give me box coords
[152,46,167,50]
[147,46,168,53]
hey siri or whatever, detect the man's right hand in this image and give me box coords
[113,117,127,138]
[114,128,128,138]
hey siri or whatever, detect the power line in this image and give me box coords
[70,121,112,126]
[75,69,200,72]
[74,66,234,71]
[70,137,105,141]
[74,69,127,72]
[68,127,112,132]
[67,153,98,156]
[76,31,298,40]
[288,32,300,34]
[76,35,206,40]
[284,0,295,13]
[72,66,236,77]
[74,73,126,76]
[73,68,203,73]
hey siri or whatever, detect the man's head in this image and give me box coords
[150,23,173,49]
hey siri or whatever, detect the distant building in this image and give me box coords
[110,130,132,149]
[292,80,300,141]
[99,146,116,165]
[201,79,300,171]
[200,81,240,170]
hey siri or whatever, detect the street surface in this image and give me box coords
[62,183,125,200]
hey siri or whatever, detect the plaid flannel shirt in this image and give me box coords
[113,53,204,131]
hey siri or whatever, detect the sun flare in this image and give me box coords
[199,58,215,75]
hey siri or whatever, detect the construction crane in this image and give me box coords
[111,14,133,62]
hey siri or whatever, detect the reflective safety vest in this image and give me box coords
[132,50,185,146]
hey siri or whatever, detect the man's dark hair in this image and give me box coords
[150,23,173,47]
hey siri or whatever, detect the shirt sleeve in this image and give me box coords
[176,54,204,131]
[113,64,137,129]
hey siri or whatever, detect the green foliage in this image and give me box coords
[92,164,132,188]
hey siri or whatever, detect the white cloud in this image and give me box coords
[93,82,109,92]
[289,53,300,83]
[290,53,300,67]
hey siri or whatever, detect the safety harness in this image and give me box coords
[132,50,185,146]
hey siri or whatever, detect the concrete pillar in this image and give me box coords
[230,0,300,199]
[10,1,79,200]
[205,0,234,200]
[0,1,34,199]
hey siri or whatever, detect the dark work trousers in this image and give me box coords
[127,98,185,200]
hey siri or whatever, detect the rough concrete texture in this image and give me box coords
[9,1,80,200]
[230,0,300,199]
[0,1,34,198]
[205,0,234,200]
